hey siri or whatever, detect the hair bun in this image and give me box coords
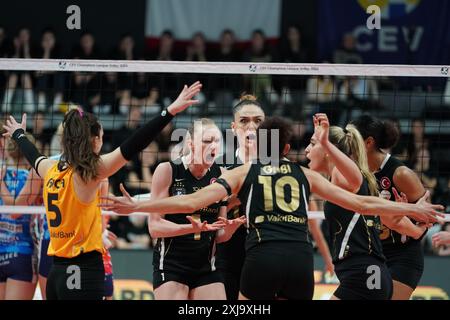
[239,93,257,102]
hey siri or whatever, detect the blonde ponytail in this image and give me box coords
[329,125,378,196]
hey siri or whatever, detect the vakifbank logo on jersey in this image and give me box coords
[357,0,421,20]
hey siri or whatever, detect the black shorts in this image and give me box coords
[46,251,105,300]
[39,238,53,278]
[334,256,393,300]
[0,252,36,283]
[383,240,424,289]
[240,241,314,300]
[216,226,246,300]
[153,269,223,290]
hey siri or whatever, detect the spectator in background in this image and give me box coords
[242,30,277,110]
[113,33,138,103]
[110,105,143,195]
[211,29,241,114]
[184,32,208,111]
[407,118,428,168]
[35,28,65,112]
[412,142,437,197]
[277,25,309,112]
[119,72,160,115]
[185,32,208,62]
[0,26,12,58]
[114,33,137,61]
[212,29,240,62]
[333,33,379,123]
[151,30,180,107]
[71,31,100,59]
[305,72,341,124]
[333,33,363,65]
[30,111,54,156]
[338,75,379,124]
[154,30,178,61]
[91,72,122,114]
[0,26,12,109]
[68,32,101,112]
[2,28,35,113]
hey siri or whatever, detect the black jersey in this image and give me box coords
[375,154,420,247]
[324,178,385,264]
[153,158,222,274]
[237,159,311,252]
[215,151,247,275]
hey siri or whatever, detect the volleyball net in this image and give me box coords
[0,58,449,221]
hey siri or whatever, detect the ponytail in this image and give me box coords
[351,114,400,150]
[329,125,378,196]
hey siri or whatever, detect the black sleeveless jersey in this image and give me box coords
[237,159,311,251]
[153,159,222,274]
[375,154,419,247]
[215,151,247,273]
[324,178,385,264]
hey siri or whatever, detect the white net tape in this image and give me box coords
[0,58,449,77]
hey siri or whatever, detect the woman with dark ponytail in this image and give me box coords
[351,114,429,300]
[2,81,202,300]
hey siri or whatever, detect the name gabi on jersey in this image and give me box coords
[51,230,75,239]
[260,164,292,175]
[255,214,306,224]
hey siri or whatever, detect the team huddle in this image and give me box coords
[0,81,446,300]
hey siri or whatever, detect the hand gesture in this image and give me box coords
[186,216,226,233]
[392,187,408,203]
[167,81,202,115]
[409,191,445,224]
[2,114,27,138]
[99,183,137,215]
[432,231,450,247]
[313,113,330,146]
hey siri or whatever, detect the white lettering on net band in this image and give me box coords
[0,58,449,78]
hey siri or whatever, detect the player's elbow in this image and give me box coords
[148,222,162,238]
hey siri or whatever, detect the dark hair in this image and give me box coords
[252,29,265,38]
[257,117,293,157]
[80,31,94,40]
[221,29,234,37]
[33,110,46,117]
[351,114,400,150]
[61,109,102,183]
[120,32,132,40]
[232,93,263,116]
[41,27,55,36]
[161,30,173,38]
